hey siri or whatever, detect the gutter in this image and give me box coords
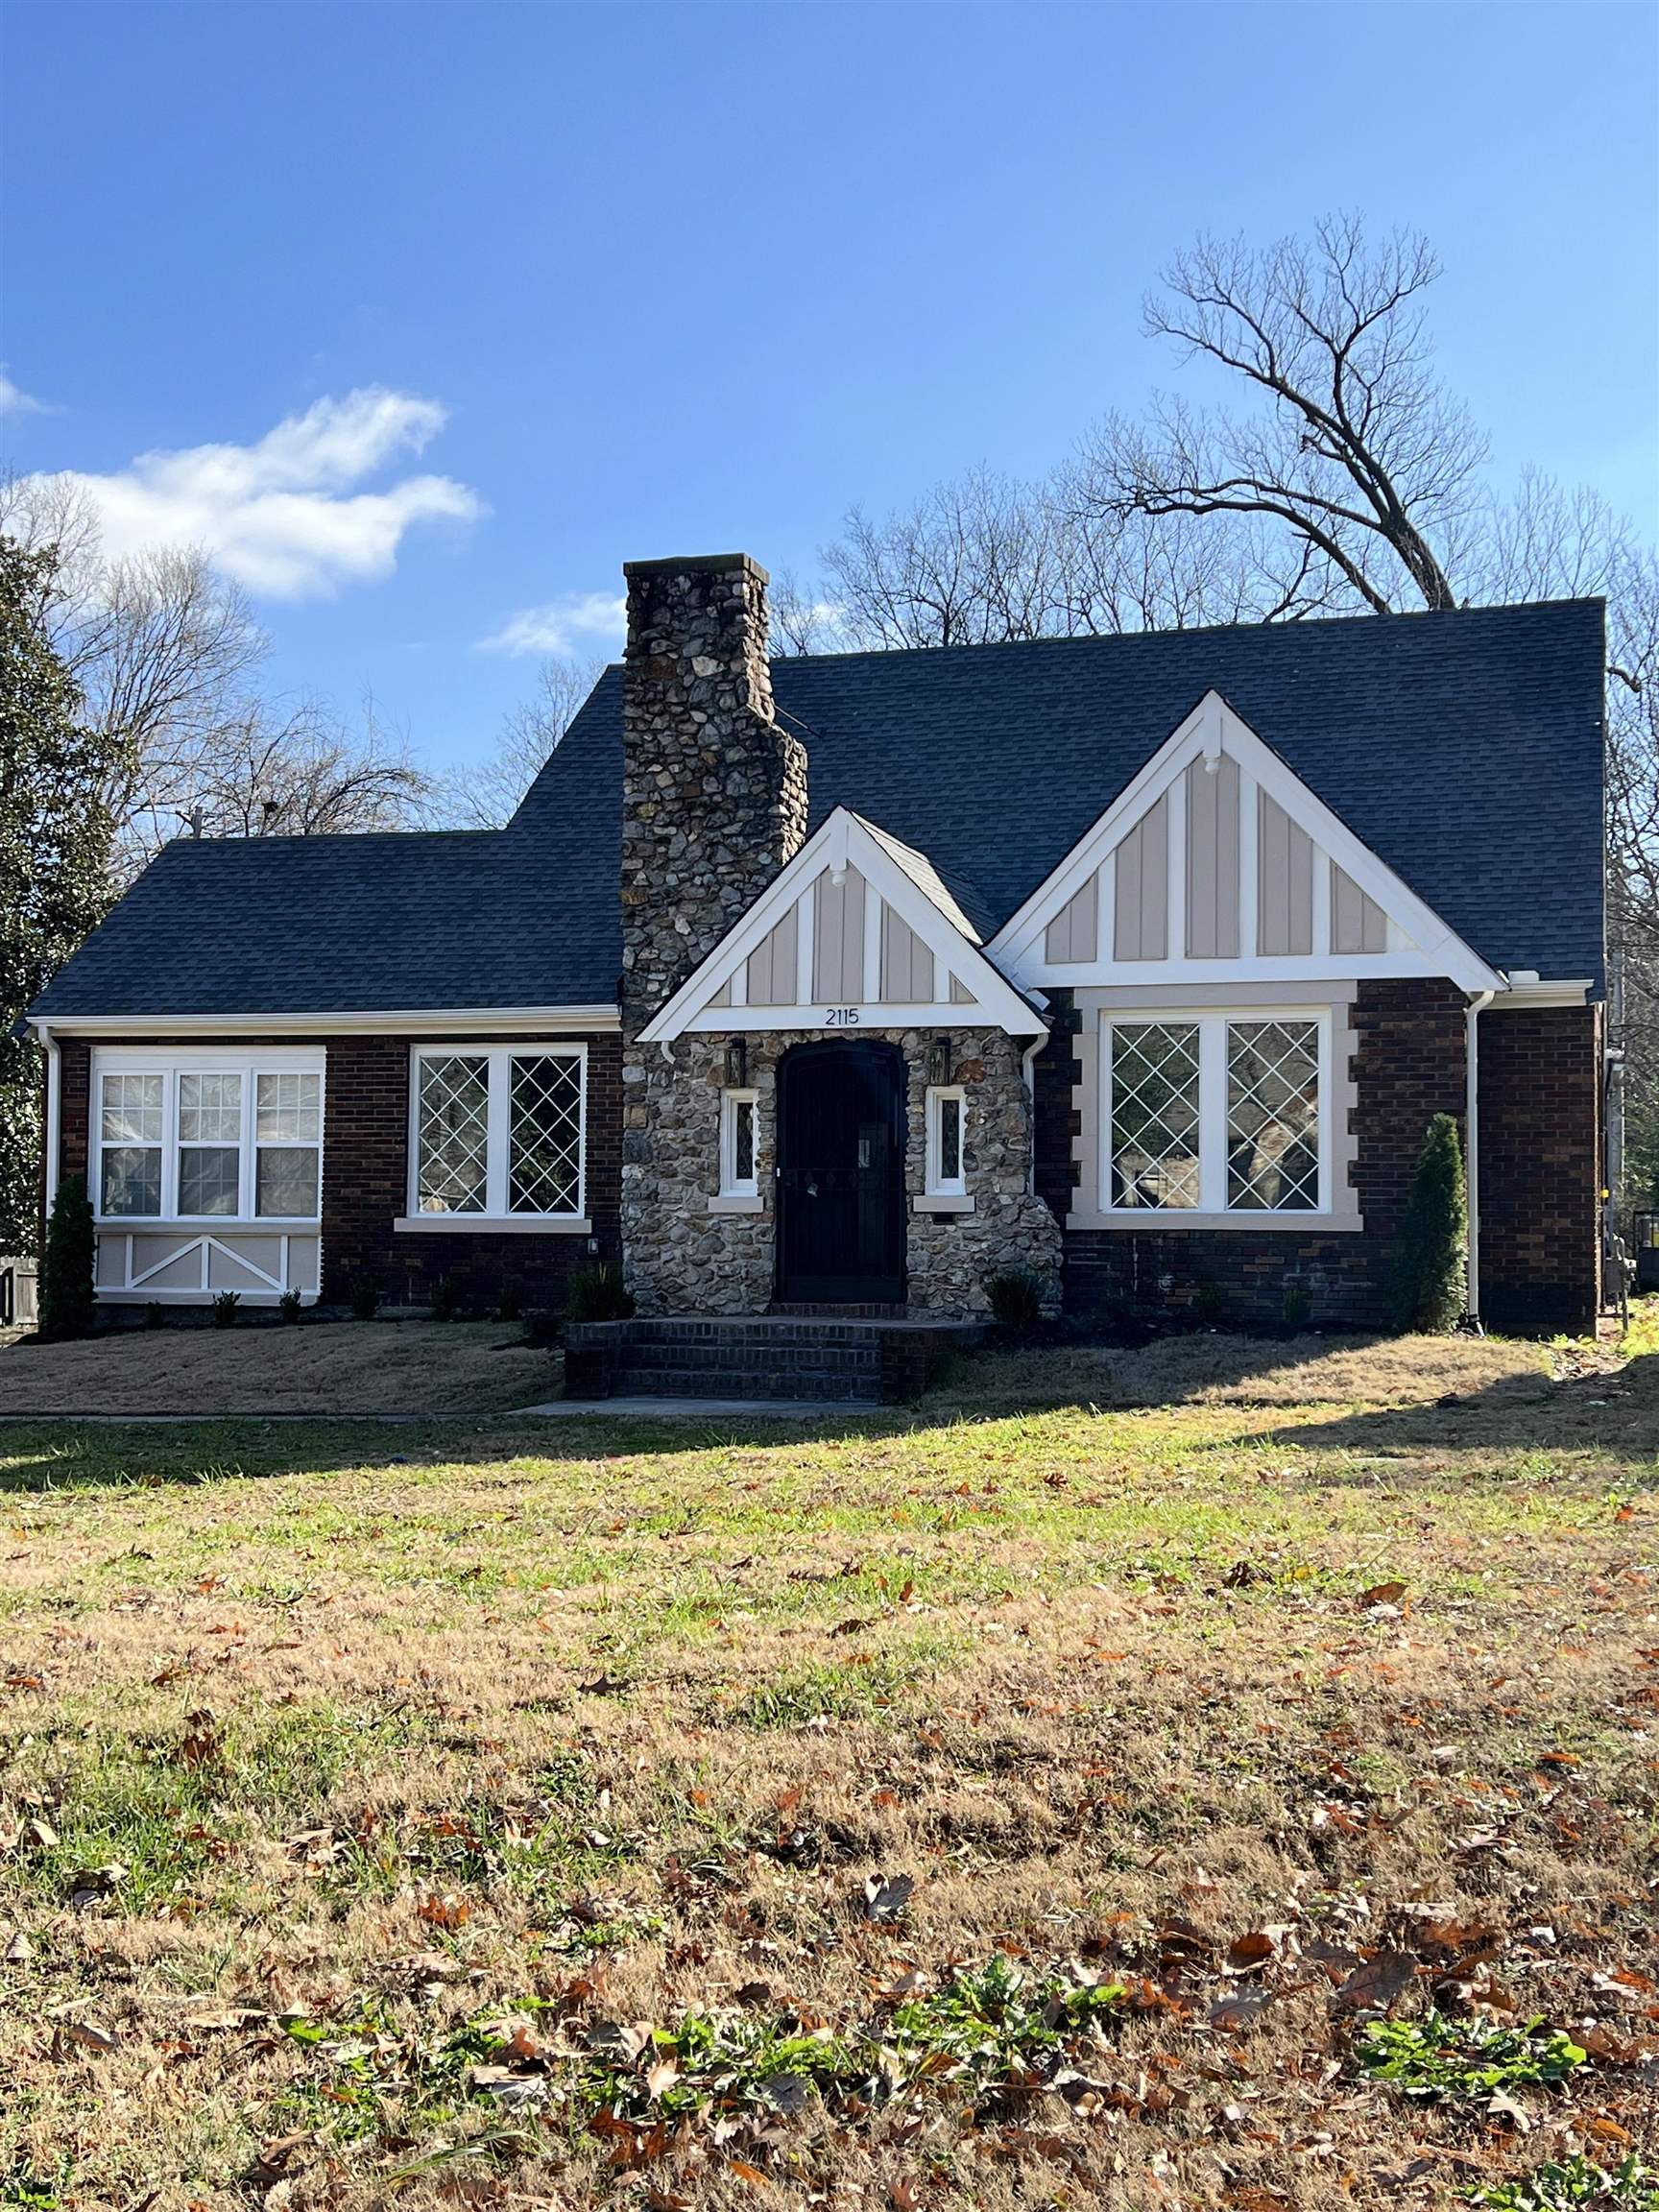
[1464,987,1497,1326]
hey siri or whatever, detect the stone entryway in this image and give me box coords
[775,1039,906,1306]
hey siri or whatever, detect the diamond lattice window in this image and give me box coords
[1226,1021,1320,1211]
[417,1054,491,1214]
[508,1054,583,1214]
[1110,1022,1201,1209]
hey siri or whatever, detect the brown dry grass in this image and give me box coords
[1,1314,1656,2211]
[0,1317,555,1417]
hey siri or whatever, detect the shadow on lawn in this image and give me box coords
[1263,1347,1659,1478]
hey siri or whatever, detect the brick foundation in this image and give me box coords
[1476,1004,1601,1331]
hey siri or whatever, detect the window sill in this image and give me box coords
[708,1194,764,1214]
[914,1193,974,1214]
[393,1214,592,1236]
[1068,1209,1362,1234]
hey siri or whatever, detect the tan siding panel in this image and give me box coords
[1185,757,1240,957]
[950,973,974,1005]
[879,905,935,1002]
[1331,862,1389,954]
[811,867,866,1002]
[1045,870,1098,964]
[1113,796,1168,961]
[745,903,799,1005]
[1257,793,1312,956]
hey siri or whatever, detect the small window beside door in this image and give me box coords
[719,1090,759,1200]
[924,1085,969,1205]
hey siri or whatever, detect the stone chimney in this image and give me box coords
[619,554,808,1029]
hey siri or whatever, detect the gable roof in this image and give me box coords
[30,597,1605,1022]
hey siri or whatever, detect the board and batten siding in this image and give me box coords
[706,865,978,1013]
[1035,766,1399,970]
[812,866,866,1001]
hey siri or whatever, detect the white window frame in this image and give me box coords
[405,1043,588,1225]
[926,1084,968,1197]
[1101,1009,1332,1217]
[719,1088,759,1199]
[89,1047,325,1228]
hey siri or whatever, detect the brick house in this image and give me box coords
[28,553,1606,1347]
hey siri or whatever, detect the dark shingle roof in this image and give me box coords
[30,598,1605,1021]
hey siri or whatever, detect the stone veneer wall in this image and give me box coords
[623,1024,1061,1317]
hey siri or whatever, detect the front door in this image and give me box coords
[776,1040,906,1304]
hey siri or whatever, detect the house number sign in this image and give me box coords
[823,1007,862,1026]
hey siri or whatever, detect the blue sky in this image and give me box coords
[5,0,1656,779]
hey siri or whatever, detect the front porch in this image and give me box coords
[563,1311,983,1405]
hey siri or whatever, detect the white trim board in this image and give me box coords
[988,690,1503,997]
[31,1005,619,1038]
[638,806,1047,1044]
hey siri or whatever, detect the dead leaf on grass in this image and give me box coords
[862,1871,915,1923]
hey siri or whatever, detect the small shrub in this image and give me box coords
[1190,1280,1227,1328]
[985,1269,1043,1333]
[494,1282,522,1324]
[209,1290,240,1329]
[429,1274,462,1323]
[1391,1112,1468,1332]
[37,1173,96,1341]
[1282,1280,1313,1331]
[143,1301,165,1330]
[1357,2010,1585,2099]
[277,1287,302,1324]
[349,1272,381,1321]
[1470,2155,1659,2210]
[565,1261,635,1323]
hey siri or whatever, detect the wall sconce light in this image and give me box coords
[926,1035,952,1087]
[724,1038,748,1088]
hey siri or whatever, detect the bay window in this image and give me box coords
[92,1053,324,1222]
[409,1045,586,1222]
[1105,1013,1327,1214]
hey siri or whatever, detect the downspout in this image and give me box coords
[1021,1038,1042,1196]
[1464,988,1496,1328]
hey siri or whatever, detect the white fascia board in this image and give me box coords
[1490,977,1593,1008]
[989,689,1503,996]
[639,806,1046,1043]
[30,1004,619,1038]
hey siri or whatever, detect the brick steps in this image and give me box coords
[563,1313,980,1405]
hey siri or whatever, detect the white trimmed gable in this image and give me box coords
[992,691,1501,994]
[638,808,1046,1043]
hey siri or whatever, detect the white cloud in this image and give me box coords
[0,369,46,416]
[481,589,628,657]
[23,387,482,598]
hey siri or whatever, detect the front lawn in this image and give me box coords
[1,1317,1656,2209]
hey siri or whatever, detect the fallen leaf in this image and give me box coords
[862,1871,915,1923]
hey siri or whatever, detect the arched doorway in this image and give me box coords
[776,1039,906,1305]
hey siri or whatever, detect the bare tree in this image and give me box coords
[443,656,602,829]
[1080,217,1489,615]
[150,694,434,849]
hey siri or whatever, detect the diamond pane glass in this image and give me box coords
[509,1054,582,1214]
[179,1072,242,1142]
[102,1146,161,1216]
[257,1072,321,1143]
[101,1073,162,1145]
[1227,1021,1319,1211]
[180,1145,240,1216]
[257,1146,319,1218]
[733,1099,756,1184]
[417,1054,490,1214]
[1110,1023,1201,1209]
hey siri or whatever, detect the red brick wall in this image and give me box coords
[1057,980,1477,1331]
[319,1031,622,1310]
[1477,1004,1601,1331]
[47,1030,622,1317]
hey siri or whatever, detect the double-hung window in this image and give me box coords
[1104,1014,1326,1214]
[410,1045,586,1221]
[93,1054,325,1222]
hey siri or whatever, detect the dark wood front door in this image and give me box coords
[776,1040,906,1304]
